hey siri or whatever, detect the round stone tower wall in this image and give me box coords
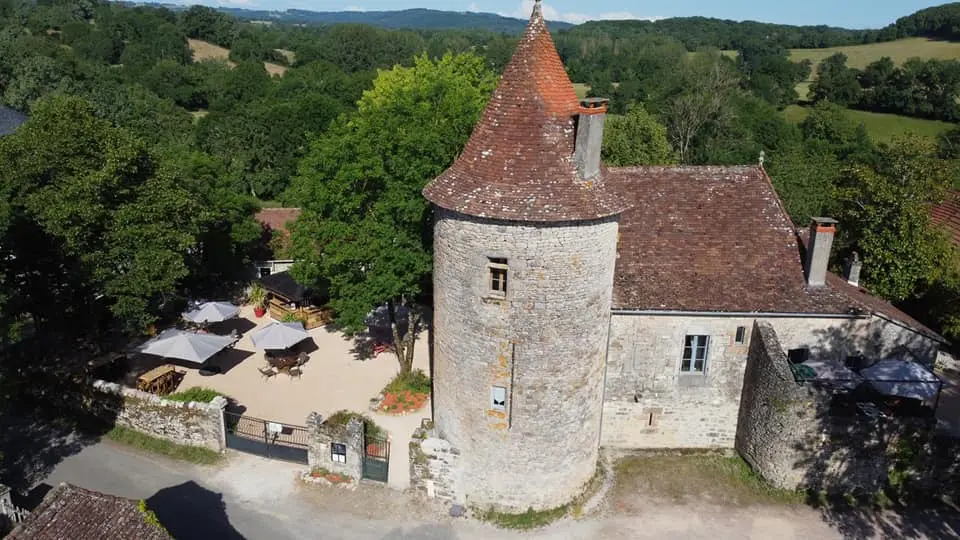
[432,207,619,511]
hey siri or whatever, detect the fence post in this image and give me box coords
[263,419,270,458]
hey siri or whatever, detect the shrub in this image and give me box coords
[165,387,225,403]
[384,369,431,395]
[326,410,383,439]
[105,426,221,465]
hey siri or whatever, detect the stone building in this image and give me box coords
[417,0,946,511]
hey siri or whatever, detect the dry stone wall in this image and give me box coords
[409,421,462,504]
[305,413,364,480]
[90,380,226,452]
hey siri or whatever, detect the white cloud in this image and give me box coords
[500,1,661,24]
[468,2,480,12]
[216,0,254,5]
[343,5,366,11]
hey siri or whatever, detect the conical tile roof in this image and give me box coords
[423,1,627,222]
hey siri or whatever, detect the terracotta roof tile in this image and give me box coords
[8,483,170,540]
[254,208,301,236]
[608,165,944,341]
[932,189,960,245]
[423,2,627,222]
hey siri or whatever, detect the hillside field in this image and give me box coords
[782,105,953,142]
[188,38,288,76]
[788,37,960,70]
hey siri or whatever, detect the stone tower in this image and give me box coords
[422,1,627,512]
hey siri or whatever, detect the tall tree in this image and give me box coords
[810,53,862,107]
[835,135,952,301]
[601,106,675,166]
[288,53,496,374]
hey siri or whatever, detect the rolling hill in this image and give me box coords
[211,7,574,33]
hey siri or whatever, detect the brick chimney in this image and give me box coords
[844,252,862,287]
[574,98,608,181]
[805,217,838,287]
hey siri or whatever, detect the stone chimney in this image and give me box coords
[574,98,608,181]
[845,252,862,287]
[805,217,838,287]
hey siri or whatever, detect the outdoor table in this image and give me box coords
[266,354,298,371]
[137,364,177,395]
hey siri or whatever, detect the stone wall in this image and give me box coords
[431,209,618,511]
[305,413,363,480]
[600,313,940,450]
[736,321,894,492]
[90,380,226,452]
[409,420,462,504]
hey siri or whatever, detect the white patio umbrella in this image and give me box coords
[182,301,240,324]
[860,359,942,401]
[250,322,309,350]
[138,329,237,364]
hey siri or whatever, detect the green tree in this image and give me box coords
[0,96,199,333]
[601,106,675,166]
[810,53,862,107]
[288,53,496,374]
[835,135,952,301]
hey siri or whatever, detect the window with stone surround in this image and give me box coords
[681,335,709,373]
[331,442,346,463]
[735,326,747,345]
[487,257,508,297]
[491,386,507,411]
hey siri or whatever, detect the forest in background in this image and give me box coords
[1,0,960,404]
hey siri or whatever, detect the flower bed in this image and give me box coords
[301,468,357,490]
[376,389,429,414]
[372,370,431,415]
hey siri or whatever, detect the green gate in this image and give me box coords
[362,435,390,483]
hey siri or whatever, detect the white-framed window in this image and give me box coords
[681,335,709,373]
[331,442,346,463]
[735,326,747,345]
[487,257,508,297]
[491,386,507,411]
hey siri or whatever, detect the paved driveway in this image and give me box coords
[32,441,960,540]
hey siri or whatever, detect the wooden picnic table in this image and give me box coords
[137,364,178,395]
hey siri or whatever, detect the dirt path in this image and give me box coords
[39,442,960,539]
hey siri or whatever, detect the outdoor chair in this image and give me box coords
[287,366,302,379]
[259,366,277,380]
[296,352,309,366]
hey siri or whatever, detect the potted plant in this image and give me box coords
[249,283,267,318]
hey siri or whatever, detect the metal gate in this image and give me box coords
[362,435,390,483]
[224,411,309,464]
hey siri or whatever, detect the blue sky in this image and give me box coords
[190,0,947,29]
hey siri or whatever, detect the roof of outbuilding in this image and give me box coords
[932,189,960,245]
[254,208,301,236]
[0,105,27,136]
[608,164,944,342]
[7,483,170,540]
[422,1,627,222]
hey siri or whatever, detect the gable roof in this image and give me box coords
[254,208,301,236]
[608,165,944,342]
[0,106,27,136]
[423,2,626,222]
[7,483,170,540]
[932,189,960,245]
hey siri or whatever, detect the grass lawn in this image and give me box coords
[789,38,960,71]
[188,38,287,77]
[611,454,804,508]
[105,425,222,465]
[782,104,953,143]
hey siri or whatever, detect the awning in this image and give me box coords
[138,329,236,364]
[182,301,240,324]
[258,271,310,303]
[250,322,309,350]
[860,359,942,401]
